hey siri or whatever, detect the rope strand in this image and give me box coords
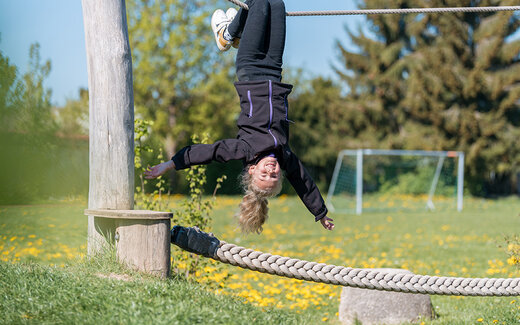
[225,0,520,16]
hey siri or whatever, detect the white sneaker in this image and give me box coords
[226,7,238,21]
[211,9,231,51]
[225,8,240,48]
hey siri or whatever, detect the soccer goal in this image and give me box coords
[326,149,464,214]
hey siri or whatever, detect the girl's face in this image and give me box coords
[248,156,282,191]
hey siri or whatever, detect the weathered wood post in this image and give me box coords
[82,0,135,253]
[82,0,172,278]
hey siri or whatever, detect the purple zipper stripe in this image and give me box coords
[268,80,278,147]
[268,130,277,147]
[247,90,253,118]
[284,95,288,120]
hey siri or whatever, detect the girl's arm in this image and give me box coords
[283,150,334,230]
[144,160,175,179]
[320,216,335,231]
[145,139,248,179]
[172,139,249,170]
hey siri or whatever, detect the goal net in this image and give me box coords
[326,149,464,214]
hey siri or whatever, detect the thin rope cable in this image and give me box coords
[226,0,520,16]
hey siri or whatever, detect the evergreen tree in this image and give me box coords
[335,0,520,195]
[402,0,520,194]
[334,0,416,149]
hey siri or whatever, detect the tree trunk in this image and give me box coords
[82,0,135,254]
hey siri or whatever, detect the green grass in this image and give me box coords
[1,195,520,324]
[0,260,306,324]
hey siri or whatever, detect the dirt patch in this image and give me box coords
[95,272,133,281]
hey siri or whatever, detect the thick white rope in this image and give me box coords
[214,241,520,296]
[226,0,520,16]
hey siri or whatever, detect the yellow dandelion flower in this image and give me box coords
[507,256,518,266]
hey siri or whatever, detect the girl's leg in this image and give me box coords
[228,0,287,82]
[226,2,250,39]
[265,0,286,72]
[229,0,270,59]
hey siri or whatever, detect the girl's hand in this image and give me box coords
[320,216,335,231]
[144,161,175,179]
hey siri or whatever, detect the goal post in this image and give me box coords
[326,149,465,215]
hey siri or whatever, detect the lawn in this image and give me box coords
[1,195,520,324]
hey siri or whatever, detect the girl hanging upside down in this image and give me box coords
[145,0,334,233]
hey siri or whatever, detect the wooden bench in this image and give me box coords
[85,209,173,278]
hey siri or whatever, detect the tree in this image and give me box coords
[334,0,415,149]
[127,0,236,160]
[0,42,89,204]
[0,43,55,138]
[289,77,346,189]
[335,0,520,195]
[402,0,520,194]
[0,47,23,131]
[179,68,239,141]
[54,88,89,137]
[19,43,55,137]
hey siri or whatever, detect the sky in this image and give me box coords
[0,0,365,106]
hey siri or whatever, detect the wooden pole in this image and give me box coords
[82,0,135,254]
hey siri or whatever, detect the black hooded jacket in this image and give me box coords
[172,80,328,221]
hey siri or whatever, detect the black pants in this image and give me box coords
[227,0,286,82]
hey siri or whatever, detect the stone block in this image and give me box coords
[339,268,434,325]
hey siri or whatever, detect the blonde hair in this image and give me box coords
[237,167,283,234]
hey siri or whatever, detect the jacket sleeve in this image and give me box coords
[283,150,328,221]
[172,139,249,170]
